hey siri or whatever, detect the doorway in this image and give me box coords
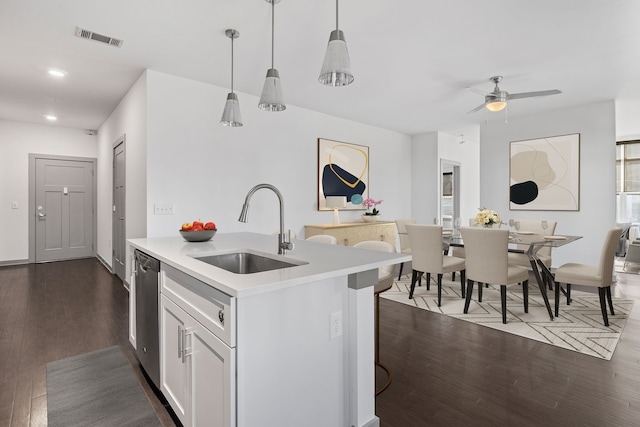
[113,135,126,282]
[29,154,96,262]
[440,160,461,230]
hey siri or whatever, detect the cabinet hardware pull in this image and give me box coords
[177,325,183,359]
[181,329,190,363]
[218,310,224,325]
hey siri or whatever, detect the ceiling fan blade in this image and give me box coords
[467,103,486,114]
[508,89,562,100]
[465,86,487,97]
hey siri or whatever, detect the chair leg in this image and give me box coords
[606,287,615,315]
[598,287,610,327]
[523,280,529,313]
[555,281,561,317]
[460,270,466,298]
[409,270,419,299]
[426,273,431,290]
[463,280,474,313]
[500,285,507,324]
[398,262,404,280]
[478,282,483,302]
[437,274,443,307]
[452,271,456,281]
[566,284,572,306]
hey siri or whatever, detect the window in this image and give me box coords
[616,140,640,223]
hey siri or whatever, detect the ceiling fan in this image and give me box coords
[467,76,561,114]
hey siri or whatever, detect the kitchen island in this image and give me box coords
[128,232,410,427]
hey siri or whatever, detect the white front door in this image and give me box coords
[34,156,95,262]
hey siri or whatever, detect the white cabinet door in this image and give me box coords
[162,294,235,427]
[188,319,235,427]
[161,296,189,426]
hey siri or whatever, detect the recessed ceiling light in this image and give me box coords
[44,115,58,121]
[48,69,67,78]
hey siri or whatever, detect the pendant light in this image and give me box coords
[319,0,353,86]
[258,0,286,111]
[220,29,243,127]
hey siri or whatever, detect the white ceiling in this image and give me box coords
[1,0,639,135]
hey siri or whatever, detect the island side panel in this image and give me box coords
[235,275,351,427]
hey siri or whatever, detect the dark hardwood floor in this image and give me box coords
[1,258,639,426]
[0,259,176,427]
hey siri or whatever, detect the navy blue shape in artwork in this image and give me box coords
[510,181,539,205]
[322,164,366,202]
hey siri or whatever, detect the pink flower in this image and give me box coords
[362,198,383,215]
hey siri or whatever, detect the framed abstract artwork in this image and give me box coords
[510,133,580,211]
[318,138,369,211]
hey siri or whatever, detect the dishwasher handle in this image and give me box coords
[134,250,160,274]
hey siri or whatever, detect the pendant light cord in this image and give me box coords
[336,0,339,31]
[271,0,275,69]
[230,36,234,93]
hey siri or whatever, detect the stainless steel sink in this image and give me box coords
[191,251,307,274]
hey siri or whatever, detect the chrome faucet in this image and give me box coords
[238,183,294,255]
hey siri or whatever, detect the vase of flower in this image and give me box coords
[361,214,379,223]
[361,198,383,223]
[474,208,503,228]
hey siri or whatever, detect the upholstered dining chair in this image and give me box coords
[395,218,416,279]
[406,224,466,306]
[553,227,622,326]
[353,240,396,395]
[306,234,338,244]
[460,227,529,324]
[508,220,558,269]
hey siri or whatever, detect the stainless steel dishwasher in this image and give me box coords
[134,249,160,389]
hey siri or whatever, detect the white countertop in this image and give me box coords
[128,232,410,298]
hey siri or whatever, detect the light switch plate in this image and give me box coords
[330,311,343,340]
[154,203,175,215]
[11,201,18,209]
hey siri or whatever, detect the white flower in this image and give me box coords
[474,208,501,226]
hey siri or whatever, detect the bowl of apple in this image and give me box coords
[179,221,217,242]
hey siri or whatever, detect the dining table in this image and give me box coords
[445,231,583,321]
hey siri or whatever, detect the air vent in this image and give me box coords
[76,27,124,48]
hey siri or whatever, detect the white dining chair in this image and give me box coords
[406,224,466,306]
[553,228,622,326]
[508,220,558,269]
[395,218,416,279]
[460,227,529,324]
[305,234,338,244]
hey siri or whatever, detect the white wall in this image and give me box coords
[97,71,148,275]
[615,98,640,141]
[480,101,616,267]
[410,132,439,224]
[144,70,412,239]
[0,120,97,263]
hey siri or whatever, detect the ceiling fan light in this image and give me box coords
[486,100,507,112]
[319,30,353,86]
[258,68,286,111]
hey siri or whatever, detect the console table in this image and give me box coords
[305,222,397,248]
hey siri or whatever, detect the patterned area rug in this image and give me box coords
[382,275,634,360]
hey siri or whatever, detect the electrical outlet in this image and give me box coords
[154,203,175,215]
[330,311,342,340]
